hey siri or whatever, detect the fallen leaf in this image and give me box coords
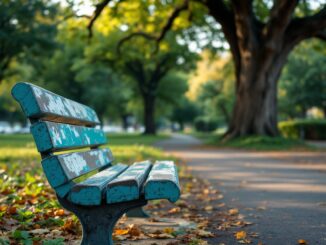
[229,208,239,215]
[235,231,247,240]
[168,207,181,214]
[128,224,141,237]
[298,239,307,245]
[114,229,129,236]
[196,229,214,238]
[163,227,174,234]
[204,206,213,211]
[54,209,65,216]
[30,228,49,235]
[7,206,17,215]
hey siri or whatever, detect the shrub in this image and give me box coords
[194,117,218,132]
[279,119,326,140]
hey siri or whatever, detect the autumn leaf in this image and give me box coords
[235,231,247,240]
[163,227,174,234]
[298,239,307,244]
[229,208,239,215]
[54,209,65,217]
[128,224,142,237]
[114,229,129,236]
[168,207,181,214]
[7,206,17,215]
[204,205,213,211]
[196,229,214,238]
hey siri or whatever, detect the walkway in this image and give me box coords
[155,134,326,245]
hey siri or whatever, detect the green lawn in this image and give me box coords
[192,132,315,151]
[0,133,169,148]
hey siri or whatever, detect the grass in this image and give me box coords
[192,132,314,151]
[0,133,169,148]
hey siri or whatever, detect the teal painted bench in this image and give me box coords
[11,82,181,245]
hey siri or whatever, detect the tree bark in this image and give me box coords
[225,63,278,138]
[143,95,156,135]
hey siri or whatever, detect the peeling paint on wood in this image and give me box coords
[31,121,107,152]
[144,161,180,203]
[69,164,128,206]
[42,148,114,188]
[12,82,100,126]
[106,161,152,204]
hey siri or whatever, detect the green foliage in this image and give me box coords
[170,98,199,130]
[0,0,58,80]
[43,238,64,245]
[194,117,218,132]
[279,40,326,118]
[279,119,326,140]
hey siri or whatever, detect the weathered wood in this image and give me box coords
[69,163,128,206]
[31,121,107,153]
[106,161,152,204]
[42,148,114,188]
[144,161,180,203]
[11,82,100,126]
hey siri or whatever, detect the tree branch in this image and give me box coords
[87,0,113,38]
[117,0,189,54]
[285,5,326,49]
[264,0,298,47]
[205,0,241,81]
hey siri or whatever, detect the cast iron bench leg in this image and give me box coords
[126,207,150,218]
[57,196,147,245]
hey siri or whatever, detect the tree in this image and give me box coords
[170,98,198,131]
[87,0,326,139]
[279,40,326,118]
[33,18,131,123]
[0,0,58,82]
[84,2,198,134]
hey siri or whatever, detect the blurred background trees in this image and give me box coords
[0,0,325,139]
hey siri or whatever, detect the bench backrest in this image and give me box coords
[12,82,114,197]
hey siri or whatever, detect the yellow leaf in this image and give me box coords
[229,208,239,215]
[204,205,213,211]
[298,239,307,245]
[163,227,174,234]
[235,231,247,240]
[0,205,7,212]
[114,229,129,235]
[54,209,65,216]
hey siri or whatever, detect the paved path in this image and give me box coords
[155,134,326,245]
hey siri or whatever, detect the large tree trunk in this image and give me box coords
[224,49,288,139]
[206,0,326,140]
[143,95,156,135]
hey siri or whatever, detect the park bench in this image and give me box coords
[11,82,181,245]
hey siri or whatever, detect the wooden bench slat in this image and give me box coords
[31,121,107,153]
[42,148,114,188]
[69,163,128,205]
[106,161,152,204]
[144,161,180,203]
[12,82,100,126]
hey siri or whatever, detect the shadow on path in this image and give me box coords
[155,134,326,245]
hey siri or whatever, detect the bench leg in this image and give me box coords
[57,196,147,245]
[126,207,150,218]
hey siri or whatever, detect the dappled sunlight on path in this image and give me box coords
[155,134,326,245]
